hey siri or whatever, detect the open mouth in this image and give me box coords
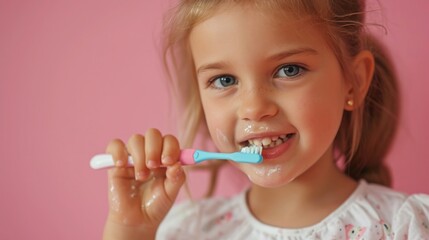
[240,133,295,150]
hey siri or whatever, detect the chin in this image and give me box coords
[242,165,297,188]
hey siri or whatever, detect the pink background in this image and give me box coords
[1,0,428,239]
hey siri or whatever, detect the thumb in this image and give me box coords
[164,163,186,201]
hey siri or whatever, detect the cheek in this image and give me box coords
[206,121,235,152]
[203,102,236,151]
[214,127,231,148]
[291,83,345,145]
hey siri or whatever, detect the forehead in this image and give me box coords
[189,4,329,64]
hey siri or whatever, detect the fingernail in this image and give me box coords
[147,159,157,169]
[173,166,183,182]
[161,156,174,165]
[116,159,125,167]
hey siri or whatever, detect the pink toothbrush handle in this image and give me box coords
[179,149,196,165]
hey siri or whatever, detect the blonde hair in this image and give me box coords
[162,0,400,191]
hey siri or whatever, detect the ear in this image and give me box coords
[344,50,375,111]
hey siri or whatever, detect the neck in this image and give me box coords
[247,150,357,228]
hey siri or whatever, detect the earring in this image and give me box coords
[347,100,354,107]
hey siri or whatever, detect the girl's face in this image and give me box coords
[189,5,350,187]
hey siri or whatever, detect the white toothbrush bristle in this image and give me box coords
[241,145,262,155]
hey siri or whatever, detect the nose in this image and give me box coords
[237,86,278,121]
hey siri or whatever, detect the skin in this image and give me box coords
[190,5,373,227]
[103,130,186,239]
[103,3,375,239]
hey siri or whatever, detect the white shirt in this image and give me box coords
[157,180,429,239]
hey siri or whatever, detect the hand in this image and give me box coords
[103,128,185,239]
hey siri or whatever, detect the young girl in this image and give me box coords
[102,0,429,239]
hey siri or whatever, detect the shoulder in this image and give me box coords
[362,181,429,216]
[348,180,429,239]
[391,193,429,239]
[361,181,408,216]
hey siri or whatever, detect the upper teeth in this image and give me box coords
[248,134,291,148]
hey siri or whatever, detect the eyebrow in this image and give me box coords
[196,47,319,75]
[196,62,229,75]
[267,47,319,61]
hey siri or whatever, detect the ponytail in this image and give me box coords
[339,34,400,187]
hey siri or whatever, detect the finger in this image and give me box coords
[127,134,150,181]
[106,139,128,168]
[106,139,134,179]
[107,166,135,180]
[164,163,186,201]
[144,128,163,169]
[161,134,181,166]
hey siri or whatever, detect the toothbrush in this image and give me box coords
[90,146,263,169]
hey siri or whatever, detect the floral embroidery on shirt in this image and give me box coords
[216,211,232,224]
[345,224,366,240]
[157,181,429,240]
[380,220,393,238]
[419,210,429,232]
[202,211,233,231]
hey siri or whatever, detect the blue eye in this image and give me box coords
[275,65,304,78]
[211,75,237,88]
